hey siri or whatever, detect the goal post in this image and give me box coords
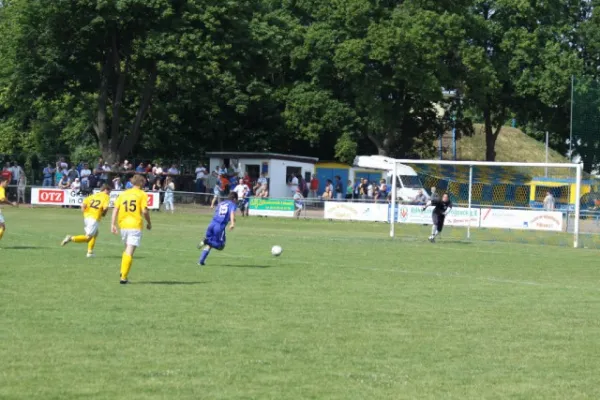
[389,159,584,248]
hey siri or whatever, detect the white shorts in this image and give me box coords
[84,217,99,237]
[0,212,4,224]
[121,229,142,247]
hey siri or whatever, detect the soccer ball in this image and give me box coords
[271,245,283,257]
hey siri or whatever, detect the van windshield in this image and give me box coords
[399,175,423,189]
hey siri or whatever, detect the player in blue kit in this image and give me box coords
[197,192,238,265]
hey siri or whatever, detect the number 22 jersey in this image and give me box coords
[116,188,148,230]
[82,192,110,221]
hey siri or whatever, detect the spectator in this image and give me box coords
[17,174,26,204]
[322,179,333,200]
[430,186,439,202]
[206,171,218,204]
[211,180,222,208]
[163,177,175,214]
[195,164,207,193]
[218,164,228,176]
[543,191,555,211]
[360,178,369,200]
[233,179,250,217]
[288,173,299,195]
[255,183,269,198]
[71,178,81,192]
[309,174,319,198]
[293,188,304,219]
[375,179,388,202]
[152,177,162,192]
[135,162,145,173]
[58,175,70,189]
[112,176,123,190]
[346,180,353,200]
[413,189,428,205]
[334,176,343,200]
[367,181,374,199]
[101,162,111,185]
[242,173,252,190]
[57,157,68,171]
[42,163,55,187]
[125,177,134,189]
[66,165,79,183]
[2,163,13,186]
[55,163,65,186]
[93,158,104,186]
[123,160,132,171]
[11,162,23,186]
[168,164,180,175]
[80,163,92,188]
[254,173,268,194]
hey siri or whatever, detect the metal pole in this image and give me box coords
[545,131,549,177]
[569,75,574,161]
[452,123,457,160]
[390,161,398,237]
[573,162,582,248]
[467,165,473,240]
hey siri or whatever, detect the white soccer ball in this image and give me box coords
[271,245,283,257]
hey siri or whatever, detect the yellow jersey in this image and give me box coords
[0,186,5,202]
[115,188,148,230]
[82,192,110,222]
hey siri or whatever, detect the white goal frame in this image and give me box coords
[389,160,584,248]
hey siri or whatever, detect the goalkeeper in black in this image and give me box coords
[422,193,452,242]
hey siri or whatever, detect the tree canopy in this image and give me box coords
[0,0,596,168]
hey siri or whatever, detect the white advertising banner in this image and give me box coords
[324,202,388,222]
[31,188,159,209]
[480,208,563,232]
[396,205,480,227]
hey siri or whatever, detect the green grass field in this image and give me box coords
[2,208,600,399]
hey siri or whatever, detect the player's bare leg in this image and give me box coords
[0,222,6,242]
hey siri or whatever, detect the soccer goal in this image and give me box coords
[388,160,585,248]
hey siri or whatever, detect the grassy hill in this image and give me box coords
[442,124,569,163]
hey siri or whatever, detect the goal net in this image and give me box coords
[388,160,596,248]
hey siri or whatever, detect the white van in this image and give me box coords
[353,155,426,201]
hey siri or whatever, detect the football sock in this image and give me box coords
[87,236,97,253]
[199,248,211,264]
[120,253,133,281]
[72,235,89,243]
[0,227,4,240]
[431,225,436,236]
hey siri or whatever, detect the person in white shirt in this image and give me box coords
[71,178,81,192]
[218,165,228,176]
[112,176,123,190]
[195,165,207,193]
[80,163,92,188]
[101,162,111,182]
[234,181,250,216]
[288,173,299,195]
[10,163,23,185]
[543,191,555,211]
[163,177,175,213]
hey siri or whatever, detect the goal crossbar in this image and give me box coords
[389,160,584,248]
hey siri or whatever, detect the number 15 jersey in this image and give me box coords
[82,192,110,221]
[116,188,148,230]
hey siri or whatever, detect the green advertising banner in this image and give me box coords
[249,198,295,217]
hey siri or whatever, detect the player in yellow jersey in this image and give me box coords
[0,177,18,244]
[61,184,112,257]
[111,174,152,284]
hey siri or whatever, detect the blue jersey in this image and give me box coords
[212,200,237,226]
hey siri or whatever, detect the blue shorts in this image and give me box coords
[205,222,227,250]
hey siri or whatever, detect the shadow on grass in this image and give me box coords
[436,240,472,245]
[104,255,145,260]
[133,281,208,285]
[2,246,49,250]
[221,264,273,269]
